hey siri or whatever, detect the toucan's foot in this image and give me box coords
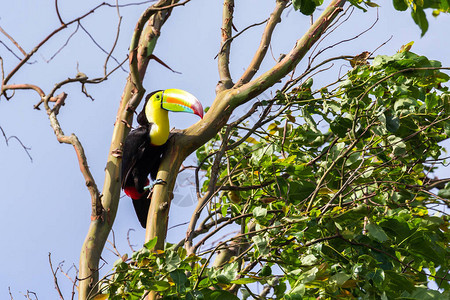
[143,179,167,191]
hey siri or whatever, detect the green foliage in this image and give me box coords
[193,51,449,298]
[292,0,324,15]
[98,51,449,299]
[292,0,449,36]
[93,239,240,299]
[391,0,450,36]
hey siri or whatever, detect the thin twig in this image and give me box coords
[214,19,268,60]
[0,25,27,56]
[127,229,136,252]
[79,23,127,73]
[43,23,80,63]
[0,125,33,162]
[2,2,111,87]
[54,0,65,25]
[48,253,65,300]
[104,0,123,75]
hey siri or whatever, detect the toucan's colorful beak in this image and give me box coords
[161,89,203,119]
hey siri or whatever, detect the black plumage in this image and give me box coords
[121,93,166,228]
[121,89,203,228]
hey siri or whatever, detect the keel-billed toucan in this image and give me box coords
[121,89,203,228]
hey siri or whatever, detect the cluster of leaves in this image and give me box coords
[195,51,450,298]
[395,0,450,36]
[293,0,450,36]
[93,238,243,299]
[99,51,449,299]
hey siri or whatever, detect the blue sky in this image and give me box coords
[1,0,449,298]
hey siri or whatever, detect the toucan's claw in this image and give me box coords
[154,179,167,186]
[143,179,167,191]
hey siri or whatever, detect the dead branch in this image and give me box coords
[43,23,80,63]
[2,83,44,98]
[0,25,27,56]
[0,41,27,62]
[106,229,122,258]
[79,23,127,73]
[44,92,102,218]
[104,0,123,76]
[54,0,65,25]
[2,2,112,88]
[25,291,39,300]
[0,125,33,162]
[58,263,79,299]
[48,253,65,300]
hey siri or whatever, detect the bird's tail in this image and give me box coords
[131,190,150,228]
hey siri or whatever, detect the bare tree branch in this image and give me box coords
[217,0,235,92]
[0,125,33,162]
[0,25,27,56]
[43,92,102,218]
[43,23,80,63]
[48,253,65,300]
[79,23,127,73]
[54,0,65,25]
[236,0,288,86]
[230,0,347,108]
[104,0,123,75]
[1,2,111,89]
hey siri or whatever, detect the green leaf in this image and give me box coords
[384,270,415,294]
[394,98,417,112]
[385,114,400,133]
[407,286,446,299]
[369,268,385,288]
[230,277,258,284]
[170,269,188,293]
[393,0,409,11]
[411,7,429,36]
[253,206,268,218]
[330,116,353,137]
[252,235,269,256]
[287,283,306,297]
[140,279,171,291]
[144,237,158,250]
[301,254,318,266]
[329,272,351,286]
[387,135,407,156]
[425,93,439,110]
[437,183,450,199]
[202,290,239,300]
[292,0,318,15]
[113,258,128,270]
[366,222,390,242]
[186,290,205,300]
[165,250,181,272]
[260,265,272,276]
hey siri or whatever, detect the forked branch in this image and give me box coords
[236,0,288,86]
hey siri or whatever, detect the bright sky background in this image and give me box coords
[1,0,449,298]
